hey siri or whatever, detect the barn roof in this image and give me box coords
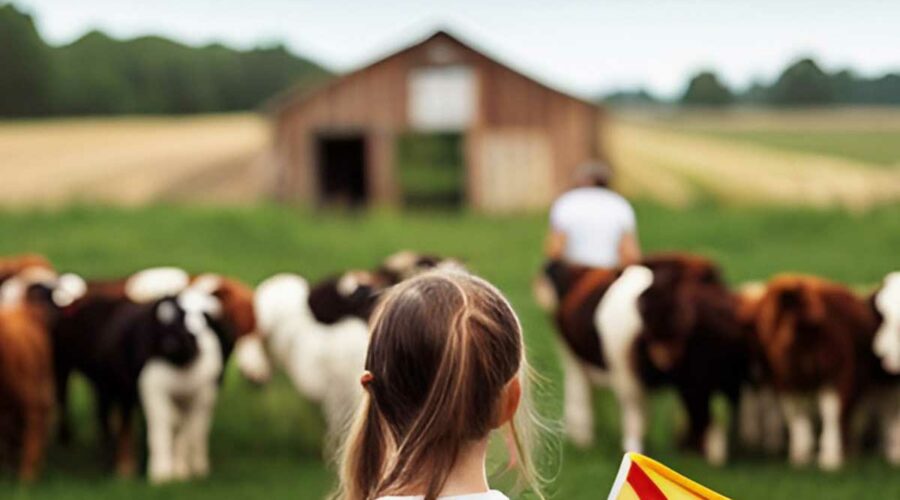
[265,29,599,117]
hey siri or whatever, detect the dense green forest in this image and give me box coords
[0,3,330,117]
[607,58,900,107]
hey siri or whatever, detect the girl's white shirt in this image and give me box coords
[377,491,509,500]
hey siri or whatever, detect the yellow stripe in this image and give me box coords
[630,453,730,500]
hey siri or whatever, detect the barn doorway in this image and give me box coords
[396,132,464,209]
[316,134,368,207]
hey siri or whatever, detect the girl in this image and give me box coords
[336,270,545,500]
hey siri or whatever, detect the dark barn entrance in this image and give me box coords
[316,134,368,207]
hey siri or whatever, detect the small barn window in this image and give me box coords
[408,65,476,131]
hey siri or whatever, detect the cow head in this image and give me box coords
[0,267,87,325]
[378,250,465,284]
[0,254,54,285]
[753,275,831,379]
[637,254,728,373]
[307,270,383,324]
[235,274,312,384]
[873,272,900,374]
[191,274,256,339]
[151,297,201,366]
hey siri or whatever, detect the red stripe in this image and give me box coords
[627,462,668,500]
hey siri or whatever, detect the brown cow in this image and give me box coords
[0,266,85,481]
[751,274,879,470]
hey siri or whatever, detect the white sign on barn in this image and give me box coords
[408,65,476,131]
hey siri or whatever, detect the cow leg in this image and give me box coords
[679,386,726,465]
[760,388,785,454]
[54,364,72,444]
[782,394,814,467]
[18,404,48,482]
[561,346,595,448]
[817,388,844,470]
[114,403,137,477]
[142,388,177,484]
[171,408,190,480]
[94,391,114,465]
[184,386,217,478]
[881,389,900,466]
[738,386,763,450]
[612,373,645,454]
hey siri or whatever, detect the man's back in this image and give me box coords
[549,187,636,268]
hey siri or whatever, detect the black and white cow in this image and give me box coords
[51,285,209,477]
[871,271,900,465]
[535,254,750,464]
[235,251,463,445]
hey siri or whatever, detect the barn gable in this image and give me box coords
[266,30,603,212]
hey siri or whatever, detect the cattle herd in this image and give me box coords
[535,253,900,471]
[0,251,459,483]
[0,249,898,485]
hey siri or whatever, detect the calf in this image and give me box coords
[235,253,463,440]
[139,288,226,483]
[536,253,748,464]
[752,274,878,470]
[250,274,370,445]
[55,268,257,444]
[51,286,205,476]
[0,268,85,481]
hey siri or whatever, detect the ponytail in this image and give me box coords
[334,271,548,500]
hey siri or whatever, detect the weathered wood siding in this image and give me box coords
[269,31,602,211]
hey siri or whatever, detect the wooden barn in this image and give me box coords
[265,30,603,212]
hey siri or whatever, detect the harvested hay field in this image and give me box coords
[0,114,271,206]
[617,107,900,166]
[608,109,900,210]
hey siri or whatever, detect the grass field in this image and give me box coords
[2,201,900,499]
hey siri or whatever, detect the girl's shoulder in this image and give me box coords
[377,490,509,500]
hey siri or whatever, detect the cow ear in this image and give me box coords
[25,283,55,308]
[350,284,373,302]
[869,291,883,322]
[156,300,178,325]
[337,273,360,297]
[652,265,679,289]
[801,286,826,323]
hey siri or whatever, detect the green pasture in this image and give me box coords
[2,202,900,499]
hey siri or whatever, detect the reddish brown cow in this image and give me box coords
[751,274,879,470]
[0,263,84,482]
[0,295,55,481]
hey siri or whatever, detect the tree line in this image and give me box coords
[606,57,900,107]
[0,4,330,117]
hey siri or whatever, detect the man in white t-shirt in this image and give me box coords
[546,161,641,268]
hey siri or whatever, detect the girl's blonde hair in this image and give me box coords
[336,270,544,500]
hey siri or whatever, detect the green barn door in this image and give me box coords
[395,132,464,209]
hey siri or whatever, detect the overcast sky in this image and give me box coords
[13,0,900,98]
